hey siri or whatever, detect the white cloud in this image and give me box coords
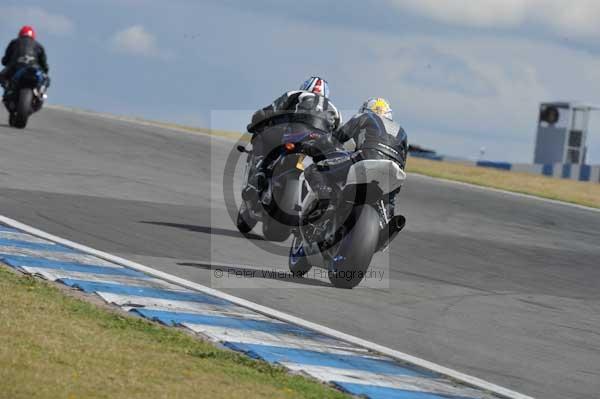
[365,40,547,138]
[193,8,600,161]
[111,25,160,57]
[390,0,600,38]
[311,26,600,161]
[0,6,74,36]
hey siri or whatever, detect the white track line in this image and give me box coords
[0,214,534,399]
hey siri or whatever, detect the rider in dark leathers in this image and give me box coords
[243,77,341,201]
[0,26,49,95]
[304,97,407,219]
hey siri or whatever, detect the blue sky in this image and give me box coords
[2,0,600,163]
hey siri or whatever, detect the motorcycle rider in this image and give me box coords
[304,97,408,220]
[243,77,341,202]
[0,26,49,96]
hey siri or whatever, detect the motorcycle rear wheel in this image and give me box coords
[328,205,380,289]
[14,88,32,129]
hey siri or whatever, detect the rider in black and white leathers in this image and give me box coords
[244,77,341,201]
[304,98,407,218]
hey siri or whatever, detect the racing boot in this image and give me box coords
[242,158,268,204]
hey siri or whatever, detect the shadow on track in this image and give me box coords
[178,261,331,287]
[140,221,265,241]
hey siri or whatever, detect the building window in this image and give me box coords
[569,130,583,147]
[567,149,580,163]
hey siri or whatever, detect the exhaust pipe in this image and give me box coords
[377,215,406,251]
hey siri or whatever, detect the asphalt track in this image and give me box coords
[0,107,598,399]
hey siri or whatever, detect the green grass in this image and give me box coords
[407,156,600,209]
[0,266,350,399]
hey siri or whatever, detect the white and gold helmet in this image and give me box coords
[359,97,393,120]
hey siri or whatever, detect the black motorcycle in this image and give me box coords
[236,122,332,242]
[3,66,48,129]
[290,155,407,288]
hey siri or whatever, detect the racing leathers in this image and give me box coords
[244,90,341,201]
[304,110,408,218]
[0,36,48,91]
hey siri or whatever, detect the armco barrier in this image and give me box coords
[475,161,512,171]
[510,163,600,183]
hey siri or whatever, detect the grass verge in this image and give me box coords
[406,156,600,209]
[0,266,349,399]
[47,105,247,142]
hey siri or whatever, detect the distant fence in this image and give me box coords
[410,153,600,183]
